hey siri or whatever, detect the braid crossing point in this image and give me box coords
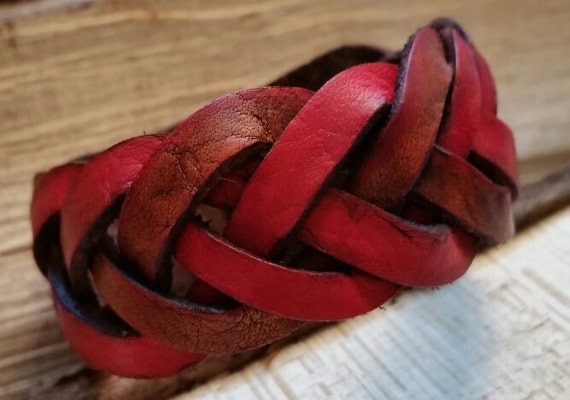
[31,19,518,377]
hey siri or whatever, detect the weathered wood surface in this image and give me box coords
[0,0,569,399]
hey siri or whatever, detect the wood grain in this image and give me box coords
[0,0,569,399]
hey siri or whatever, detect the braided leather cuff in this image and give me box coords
[31,18,518,378]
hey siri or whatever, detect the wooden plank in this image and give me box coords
[0,0,569,398]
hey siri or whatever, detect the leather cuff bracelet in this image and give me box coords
[31,18,518,378]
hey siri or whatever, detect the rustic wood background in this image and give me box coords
[0,0,569,399]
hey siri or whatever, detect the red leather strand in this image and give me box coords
[30,19,518,377]
[350,27,452,209]
[298,188,476,287]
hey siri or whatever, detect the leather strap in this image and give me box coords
[31,18,518,377]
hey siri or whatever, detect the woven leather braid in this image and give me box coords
[31,18,518,378]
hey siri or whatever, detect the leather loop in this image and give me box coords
[30,18,518,377]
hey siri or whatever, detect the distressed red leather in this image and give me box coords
[31,18,518,377]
